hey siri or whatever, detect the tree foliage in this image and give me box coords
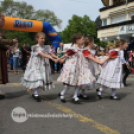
[0,0,62,28]
[0,0,107,48]
[0,0,61,46]
[108,42,115,46]
[61,15,107,48]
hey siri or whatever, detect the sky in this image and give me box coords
[14,0,104,32]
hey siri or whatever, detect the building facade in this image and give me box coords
[98,0,134,43]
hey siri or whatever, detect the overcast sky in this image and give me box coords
[14,0,104,31]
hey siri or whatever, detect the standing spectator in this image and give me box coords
[26,43,31,52]
[122,40,134,86]
[57,43,64,72]
[12,43,20,74]
[130,49,134,74]
[109,45,114,50]
[18,51,22,70]
[7,46,14,70]
[6,45,11,70]
[95,46,101,57]
[105,46,109,54]
[9,46,13,70]
[128,50,133,69]
[26,43,31,63]
[20,44,27,70]
[26,43,31,56]
[0,13,18,99]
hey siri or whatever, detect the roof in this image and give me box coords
[101,0,128,7]
[101,0,109,6]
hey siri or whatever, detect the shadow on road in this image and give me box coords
[5,90,26,99]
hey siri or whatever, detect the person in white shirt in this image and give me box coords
[12,43,20,74]
[120,50,127,65]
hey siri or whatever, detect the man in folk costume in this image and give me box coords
[0,13,18,99]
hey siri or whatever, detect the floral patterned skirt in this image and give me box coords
[57,59,95,86]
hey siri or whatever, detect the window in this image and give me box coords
[131,16,134,20]
[111,14,126,24]
[102,19,107,26]
[130,12,134,20]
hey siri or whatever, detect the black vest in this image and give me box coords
[124,50,128,61]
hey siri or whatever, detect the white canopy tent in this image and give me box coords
[63,43,72,50]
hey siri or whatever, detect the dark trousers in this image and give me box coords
[20,58,27,70]
[57,63,63,72]
[10,63,13,70]
[50,60,55,72]
[123,64,130,85]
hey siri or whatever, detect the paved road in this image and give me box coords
[0,72,134,134]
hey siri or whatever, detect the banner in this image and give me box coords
[2,16,62,47]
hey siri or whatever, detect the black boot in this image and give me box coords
[110,96,120,100]
[72,97,82,104]
[96,89,102,100]
[32,94,43,102]
[78,94,89,99]
[123,68,130,86]
[58,93,66,103]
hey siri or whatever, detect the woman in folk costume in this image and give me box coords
[21,32,58,102]
[96,39,125,100]
[57,34,102,103]
[79,37,102,99]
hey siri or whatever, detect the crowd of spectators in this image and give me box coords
[7,43,31,74]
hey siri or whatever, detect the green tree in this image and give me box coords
[61,14,107,48]
[0,0,62,28]
[108,42,115,47]
[99,41,107,48]
[32,9,62,28]
[0,0,62,47]
[61,15,96,43]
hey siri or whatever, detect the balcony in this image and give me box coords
[100,0,134,12]
[98,19,134,30]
